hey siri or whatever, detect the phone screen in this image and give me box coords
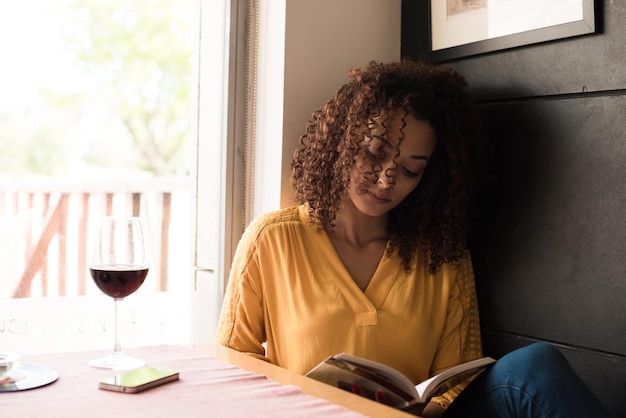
[99,367,179,393]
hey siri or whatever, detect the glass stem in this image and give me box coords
[113,298,123,355]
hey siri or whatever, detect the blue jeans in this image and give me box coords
[443,343,611,418]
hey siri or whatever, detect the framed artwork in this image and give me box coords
[429,0,599,62]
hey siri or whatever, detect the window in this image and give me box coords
[0,0,238,353]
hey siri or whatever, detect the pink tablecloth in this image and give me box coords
[1,345,366,417]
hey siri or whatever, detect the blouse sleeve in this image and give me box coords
[429,252,484,409]
[214,217,269,362]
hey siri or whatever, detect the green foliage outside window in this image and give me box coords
[0,0,194,179]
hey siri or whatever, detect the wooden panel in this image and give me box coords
[401,2,626,414]
[472,95,626,353]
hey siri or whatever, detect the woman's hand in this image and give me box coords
[401,401,444,417]
[420,402,445,418]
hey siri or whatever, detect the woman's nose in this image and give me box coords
[377,166,396,188]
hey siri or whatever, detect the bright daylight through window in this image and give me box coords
[0,0,199,354]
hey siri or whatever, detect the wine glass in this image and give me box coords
[88,216,150,370]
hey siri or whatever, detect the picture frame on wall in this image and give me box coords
[429,0,599,62]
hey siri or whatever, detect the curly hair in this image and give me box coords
[290,60,487,274]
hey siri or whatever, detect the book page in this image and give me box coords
[416,357,495,400]
[333,353,418,398]
[306,357,416,408]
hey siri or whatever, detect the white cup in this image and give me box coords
[0,352,20,379]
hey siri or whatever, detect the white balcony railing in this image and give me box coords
[0,178,192,299]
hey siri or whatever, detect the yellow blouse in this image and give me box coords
[216,205,483,409]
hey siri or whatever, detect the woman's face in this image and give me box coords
[347,113,437,218]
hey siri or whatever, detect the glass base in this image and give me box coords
[88,352,146,371]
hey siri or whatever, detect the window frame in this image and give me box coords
[190,0,248,343]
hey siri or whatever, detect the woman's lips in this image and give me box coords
[367,192,391,204]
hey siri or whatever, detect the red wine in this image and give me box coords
[90,265,149,298]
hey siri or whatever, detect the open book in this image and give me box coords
[305,353,495,409]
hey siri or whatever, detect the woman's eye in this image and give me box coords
[402,168,421,178]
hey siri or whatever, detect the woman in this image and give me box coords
[216,60,609,417]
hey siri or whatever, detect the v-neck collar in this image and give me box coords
[299,205,403,325]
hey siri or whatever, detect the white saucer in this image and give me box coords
[0,363,59,392]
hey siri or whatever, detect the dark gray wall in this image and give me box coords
[402,2,625,417]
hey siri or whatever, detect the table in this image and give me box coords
[2,345,415,417]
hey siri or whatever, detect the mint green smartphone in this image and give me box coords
[98,367,179,393]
